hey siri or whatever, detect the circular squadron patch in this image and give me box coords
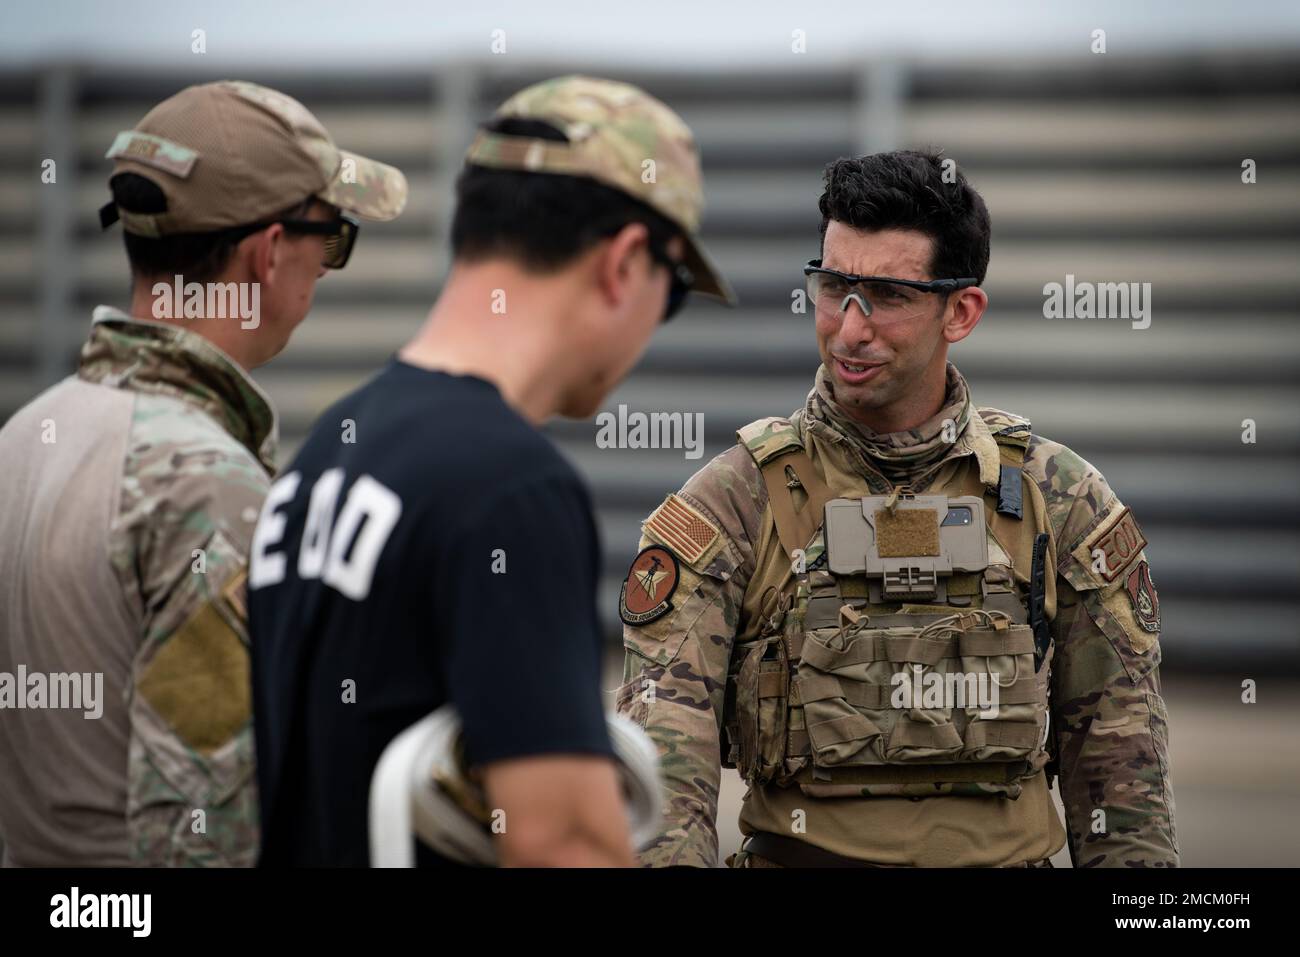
[1126,560,1161,633]
[619,546,680,625]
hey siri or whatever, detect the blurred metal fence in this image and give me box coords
[1,53,1297,672]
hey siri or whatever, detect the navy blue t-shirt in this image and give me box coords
[248,359,613,867]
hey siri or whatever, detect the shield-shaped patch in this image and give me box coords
[619,545,680,625]
[1126,560,1161,633]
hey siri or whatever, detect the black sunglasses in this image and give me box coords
[648,242,694,322]
[596,225,694,322]
[803,259,978,294]
[224,212,360,269]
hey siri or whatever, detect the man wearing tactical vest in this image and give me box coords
[615,149,1178,868]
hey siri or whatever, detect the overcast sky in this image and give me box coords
[5,0,1299,68]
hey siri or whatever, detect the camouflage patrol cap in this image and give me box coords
[99,80,407,237]
[464,75,737,305]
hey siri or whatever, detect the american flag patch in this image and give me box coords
[645,494,719,566]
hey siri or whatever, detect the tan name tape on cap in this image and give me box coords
[644,494,719,567]
[1071,505,1148,585]
[465,131,589,177]
[117,209,161,237]
[106,131,199,178]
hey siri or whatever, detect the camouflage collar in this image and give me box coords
[78,306,278,472]
[949,404,1004,489]
[804,361,977,486]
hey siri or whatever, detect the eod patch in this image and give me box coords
[1126,560,1161,633]
[619,545,680,625]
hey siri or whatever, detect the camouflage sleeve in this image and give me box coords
[1030,437,1179,868]
[615,445,764,867]
[113,404,269,866]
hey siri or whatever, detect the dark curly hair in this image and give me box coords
[817,149,991,284]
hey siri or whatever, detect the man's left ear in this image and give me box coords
[249,224,287,287]
[598,221,652,307]
[943,287,987,343]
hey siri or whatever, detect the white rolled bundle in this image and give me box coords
[369,706,663,867]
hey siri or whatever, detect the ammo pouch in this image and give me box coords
[732,593,1053,798]
[792,606,1051,797]
[730,589,799,786]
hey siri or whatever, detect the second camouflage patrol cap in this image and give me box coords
[464,75,737,305]
[99,80,408,237]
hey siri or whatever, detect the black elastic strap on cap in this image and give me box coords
[103,172,169,231]
[996,464,1023,519]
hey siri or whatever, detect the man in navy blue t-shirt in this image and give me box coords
[247,76,735,866]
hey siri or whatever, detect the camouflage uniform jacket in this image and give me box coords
[617,364,1179,868]
[17,307,270,865]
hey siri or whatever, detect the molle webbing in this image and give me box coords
[798,626,1035,670]
[789,673,1042,708]
[791,762,1025,787]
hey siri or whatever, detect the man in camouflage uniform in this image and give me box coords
[617,150,1178,868]
[0,81,406,866]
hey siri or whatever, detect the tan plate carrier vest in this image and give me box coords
[722,414,1057,800]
